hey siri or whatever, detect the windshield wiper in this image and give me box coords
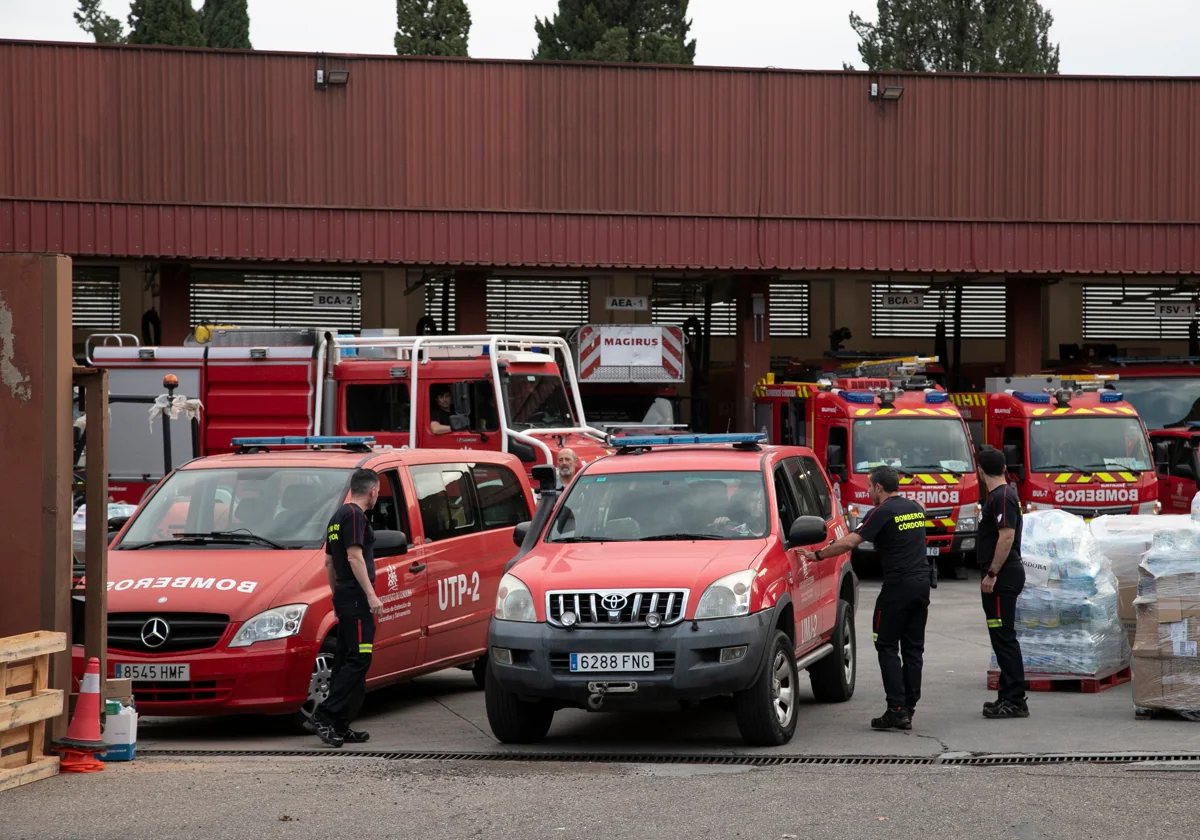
[551,536,609,543]
[1035,463,1090,474]
[898,464,964,474]
[1081,463,1143,475]
[123,537,209,550]
[639,533,726,541]
[174,531,286,550]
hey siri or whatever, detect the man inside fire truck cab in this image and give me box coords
[429,386,454,435]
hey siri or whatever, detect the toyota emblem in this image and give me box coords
[600,593,627,612]
[140,618,170,649]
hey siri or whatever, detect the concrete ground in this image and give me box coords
[7,756,1200,840]
[131,577,1200,758]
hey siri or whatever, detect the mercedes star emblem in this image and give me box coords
[600,593,627,612]
[141,617,170,649]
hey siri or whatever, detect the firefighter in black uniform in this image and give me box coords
[976,447,1030,719]
[309,467,383,748]
[799,465,931,731]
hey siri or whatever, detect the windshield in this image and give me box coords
[504,372,575,430]
[1029,418,1152,472]
[547,470,767,542]
[118,467,353,550]
[581,395,678,426]
[852,419,973,474]
[1108,377,1200,431]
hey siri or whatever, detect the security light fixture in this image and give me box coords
[881,85,905,100]
[869,83,906,115]
[326,69,350,85]
[315,67,350,90]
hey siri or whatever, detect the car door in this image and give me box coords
[772,463,821,655]
[363,467,426,678]
[783,457,839,644]
[1152,434,1196,514]
[409,462,488,667]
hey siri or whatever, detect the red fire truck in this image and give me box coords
[569,324,687,432]
[950,376,1160,518]
[1052,357,1200,431]
[752,357,980,575]
[87,329,611,505]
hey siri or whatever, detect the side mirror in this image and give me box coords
[1002,444,1026,482]
[1153,440,1171,474]
[512,521,530,547]
[509,438,537,463]
[826,444,848,482]
[531,464,557,494]
[107,516,131,532]
[788,515,828,548]
[449,414,471,431]
[451,381,472,417]
[374,530,409,558]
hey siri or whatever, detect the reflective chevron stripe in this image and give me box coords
[940,473,960,484]
[1119,472,1136,482]
[1054,473,1072,483]
[1095,472,1115,483]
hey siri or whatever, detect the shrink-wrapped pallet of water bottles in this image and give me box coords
[1090,497,1200,719]
[991,509,1129,682]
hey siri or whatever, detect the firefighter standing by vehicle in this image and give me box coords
[799,465,930,731]
[309,468,383,748]
[976,448,1030,719]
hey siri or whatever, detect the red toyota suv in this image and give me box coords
[485,433,859,746]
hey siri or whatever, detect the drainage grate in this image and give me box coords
[138,749,935,766]
[940,753,1200,767]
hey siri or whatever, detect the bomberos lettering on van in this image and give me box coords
[107,577,258,593]
[902,489,960,506]
[1053,488,1138,504]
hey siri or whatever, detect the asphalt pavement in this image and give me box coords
[8,756,1200,840]
[131,576,1200,758]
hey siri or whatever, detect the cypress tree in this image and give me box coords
[127,0,206,48]
[74,0,127,44]
[200,0,252,50]
[534,0,695,65]
[395,0,472,57]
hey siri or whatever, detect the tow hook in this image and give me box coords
[586,681,637,710]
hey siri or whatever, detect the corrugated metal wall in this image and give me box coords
[3,41,1198,224]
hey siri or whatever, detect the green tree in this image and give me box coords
[534,0,696,65]
[200,0,252,50]
[395,0,471,57]
[74,0,127,43]
[849,0,1059,73]
[127,0,206,48]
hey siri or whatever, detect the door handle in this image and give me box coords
[408,562,426,574]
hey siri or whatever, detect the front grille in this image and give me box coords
[549,652,676,674]
[547,590,689,627]
[1062,505,1133,519]
[127,679,235,704]
[926,508,952,519]
[107,613,230,654]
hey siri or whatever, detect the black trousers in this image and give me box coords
[874,580,931,710]
[317,610,375,732]
[983,568,1026,702]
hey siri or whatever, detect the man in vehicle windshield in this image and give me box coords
[309,468,383,748]
[430,387,454,436]
[798,466,930,731]
[556,448,579,490]
[977,447,1029,720]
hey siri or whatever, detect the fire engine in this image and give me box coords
[87,329,611,505]
[1051,356,1200,431]
[569,324,687,432]
[753,357,980,574]
[950,375,1160,518]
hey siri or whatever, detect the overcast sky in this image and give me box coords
[2,0,1197,76]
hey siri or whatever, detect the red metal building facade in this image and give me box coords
[3,40,1200,274]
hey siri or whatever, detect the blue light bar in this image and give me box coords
[610,433,766,447]
[232,436,376,447]
[924,391,949,404]
[838,390,877,405]
[1013,391,1051,404]
[1099,391,1123,403]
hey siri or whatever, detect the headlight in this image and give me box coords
[846,504,872,530]
[228,604,308,648]
[956,517,977,532]
[694,570,757,620]
[1153,500,1162,515]
[495,573,537,622]
[1025,502,1053,513]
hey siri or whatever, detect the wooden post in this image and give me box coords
[80,368,110,696]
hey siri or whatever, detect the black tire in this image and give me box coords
[471,654,488,690]
[809,598,856,703]
[290,635,337,733]
[733,630,799,747]
[484,669,553,744]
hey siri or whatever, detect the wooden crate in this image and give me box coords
[0,631,67,792]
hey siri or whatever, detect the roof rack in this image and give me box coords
[231,436,376,454]
[608,432,767,453]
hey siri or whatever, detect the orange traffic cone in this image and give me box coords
[53,657,109,773]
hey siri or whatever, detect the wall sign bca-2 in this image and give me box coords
[577,325,684,382]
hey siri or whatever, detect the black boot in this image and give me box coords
[982,699,1030,719]
[871,707,913,731]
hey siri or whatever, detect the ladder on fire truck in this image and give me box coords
[330,333,607,466]
[833,355,939,380]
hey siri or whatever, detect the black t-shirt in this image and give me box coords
[978,483,1023,574]
[855,495,929,585]
[432,407,452,429]
[325,502,376,589]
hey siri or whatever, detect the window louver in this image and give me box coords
[486,278,589,333]
[189,272,362,330]
[73,266,121,330]
[871,282,1006,339]
[1083,285,1197,340]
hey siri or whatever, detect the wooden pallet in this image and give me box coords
[987,666,1131,694]
[0,631,67,793]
